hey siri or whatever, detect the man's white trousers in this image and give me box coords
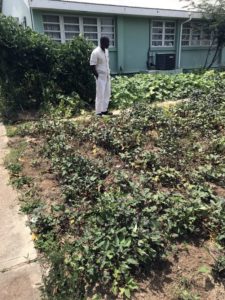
[95,73,111,114]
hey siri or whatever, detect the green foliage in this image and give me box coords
[43,93,85,119]
[0,15,95,120]
[174,289,200,300]
[111,71,225,108]
[212,255,225,280]
[14,82,225,299]
[10,175,32,189]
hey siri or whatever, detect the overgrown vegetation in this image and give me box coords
[8,79,225,299]
[111,71,225,108]
[0,15,95,119]
[1,14,225,120]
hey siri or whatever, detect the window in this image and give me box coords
[64,16,80,42]
[43,15,61,42]
[101,18,115,46]
[42,15,115,46]
[83,17,98,45]
[152,20,176,47]
[182,22,216,47]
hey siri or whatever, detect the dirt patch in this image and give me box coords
[17,136,63,207]
[208,183,225,198]
[134,242,225,300]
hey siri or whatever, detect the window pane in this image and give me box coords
[101,26,114,33]
[43,15,61,42]
[164,41,174,46]
[201,40,210,46]
[152,21,163,27]
[45,32,61,39]
[152,34,162,40]
[64,25,79,31]
[192,29,201,36]
[43,15,59,23]
[44,24,60,31]
[183,23,191,29]
[182,41,189,46]
[165,35,174,40]
[64,16,79,24]
[84,25,97,32]
[84,33,98,40]
[182,34,189,41]
[202,30,210,40]
[152,41,162,46]
[183,28,190,34]
[212,36,217,45]
[152,28,163,34]
[165,22,175,28]
[165,28,175,34]
[101,33,114,40]
[191,36,200,46]
[83,18,97,25]
[65,32,79,40]
[101,18,114,25]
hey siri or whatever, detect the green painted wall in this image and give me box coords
[32,10,44,32]
[181,48,218,69]
[221,48,225,67]
[121,16,149,73]
[33,10,225,73]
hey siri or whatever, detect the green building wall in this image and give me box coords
[32,10,225,74]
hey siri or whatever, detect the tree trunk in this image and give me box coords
[207,44,220,69]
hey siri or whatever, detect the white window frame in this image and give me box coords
[151,20,176,47]
[42,14,115,47]
[42,15,61,43]
[63,16,80,42]
[83,16,99,45]
[182,22,216,47]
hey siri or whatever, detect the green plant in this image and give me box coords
[0,15,95,120]
[10,175,32,189]
[111,71,224,109]
[174,289,200,300]
[20,198,42,214]
[212,255,225,280]
[8,83,225,299]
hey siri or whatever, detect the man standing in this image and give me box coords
[90,36,112,116]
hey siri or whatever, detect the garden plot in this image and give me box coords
[5,84,225,300]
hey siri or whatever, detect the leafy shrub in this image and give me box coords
[212,255,225,280]
[0,15,95,119]
[111,71,225,108]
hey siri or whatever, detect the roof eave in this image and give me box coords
[29,0,202,19]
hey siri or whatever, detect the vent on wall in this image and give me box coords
[155,54,176,70]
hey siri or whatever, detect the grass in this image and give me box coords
[5,124,19,137]
[4,140,27,167]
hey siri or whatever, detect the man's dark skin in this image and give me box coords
[91,37,110,79]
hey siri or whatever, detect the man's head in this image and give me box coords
[100,36,110,50]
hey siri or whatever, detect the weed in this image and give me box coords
[212,255,225,280]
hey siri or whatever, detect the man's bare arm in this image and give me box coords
[91,65,98,79]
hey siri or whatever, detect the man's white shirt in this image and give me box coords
[90,46,110,75]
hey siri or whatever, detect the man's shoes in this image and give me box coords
[96,113,103,117]
[102,111,113,115]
